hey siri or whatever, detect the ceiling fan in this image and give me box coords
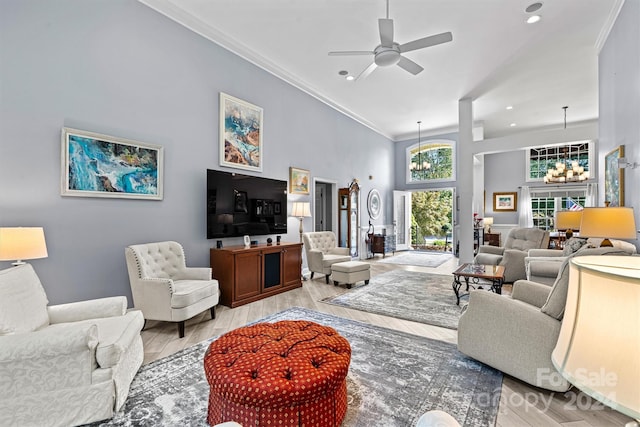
[328,0,453,80]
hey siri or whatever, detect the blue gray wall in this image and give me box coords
[0,0,393,304]
[599,0,640,245]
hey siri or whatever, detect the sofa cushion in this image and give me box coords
[541,247,632,320]
[171,279,219,308]
[0,264,49,335]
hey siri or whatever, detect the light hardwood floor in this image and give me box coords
[141,254,632,427]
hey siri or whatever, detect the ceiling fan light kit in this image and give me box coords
[328,0,452,81]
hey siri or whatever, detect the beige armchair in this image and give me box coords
[0,264,144,426]
[458,246,634,392]
[474,227,550,283]
[125,241,220,338]
[302,231,351,283]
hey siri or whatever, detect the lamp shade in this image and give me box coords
[579,207,636,239]
[555,210,583,231]
[291,202,311,218]
[552,256,640,420]
[483,217,494,227]
[0,227,48,263]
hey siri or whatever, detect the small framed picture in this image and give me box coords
[289,167,310,195]
[493,192,517,212]
[604,145,624,206]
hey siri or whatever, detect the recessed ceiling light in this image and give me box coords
[506,105,513,110]
[346,75,355,81]
[510,123,517,127]
[527,15,541,24]
[525,2,543,13]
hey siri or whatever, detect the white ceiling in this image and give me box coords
[139,0,622,141]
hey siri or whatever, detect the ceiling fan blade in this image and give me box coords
[328,50,374,56]
[355,62,378,81]
[399,31,453,53]
[397,56,423,75]
[379,18,394,47]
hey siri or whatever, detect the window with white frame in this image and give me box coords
[406,139,455,183]
[530,187,587,231]
[526,140,594,182]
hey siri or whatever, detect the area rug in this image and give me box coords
[323,270,463,330]
[91,307,501,427]
[377,250,453,268]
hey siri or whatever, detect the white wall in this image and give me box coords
[0,0,394,304]
[599,0,640,249]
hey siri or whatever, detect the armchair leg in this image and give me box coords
[310,272,314,279]
[178,321,185,338]
[210,306,216,320]
[325,275,330,284]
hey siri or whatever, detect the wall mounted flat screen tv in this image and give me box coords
[207,169,288,239]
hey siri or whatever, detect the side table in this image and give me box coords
[452,263,505,305]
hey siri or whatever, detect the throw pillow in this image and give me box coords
[562,237,588,256]
[0,264,50,335]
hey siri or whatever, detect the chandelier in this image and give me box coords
[543,149,589,184]
[409,121,430,172]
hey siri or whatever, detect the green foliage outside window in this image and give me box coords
[410,143,454,181]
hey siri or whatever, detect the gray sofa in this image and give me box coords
[474,227,550,283]
[458,246,634,391]
[525,238,638,285]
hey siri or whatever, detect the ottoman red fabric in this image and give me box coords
[204,320,351,426]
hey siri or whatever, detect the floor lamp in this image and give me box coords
[552,256,640,427]
[291,202,311,243]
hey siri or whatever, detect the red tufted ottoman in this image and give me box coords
[204,320,351,426]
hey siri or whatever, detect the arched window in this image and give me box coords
[406,139,455,183]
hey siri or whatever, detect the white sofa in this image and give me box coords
[125,241,220,338]
[0,264,144,427]
[302,231,351,283]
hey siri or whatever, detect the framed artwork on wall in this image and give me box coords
[604,145,624,206]
[61,127,163,200]
[289,167,310,194]
[219,92,263,172]
[493,192,517,212]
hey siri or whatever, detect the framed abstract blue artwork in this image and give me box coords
[219,92,263,172]
[61,127,164,200]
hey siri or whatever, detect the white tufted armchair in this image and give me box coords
[302,231,351,283]
[125,241,220,338]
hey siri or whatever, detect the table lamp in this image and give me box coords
[579,207,636,247]
[483,217,494,233]
[0,227,48,266]
[291,202,311,243]
[552,256,640,427]
[555,210,583,239]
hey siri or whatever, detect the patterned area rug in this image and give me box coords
[90,307,501,427]
[377,250,453,268]
[323,270,463,329]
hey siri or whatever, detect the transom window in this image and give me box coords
[406,140,455,183]
[526,140,593,182]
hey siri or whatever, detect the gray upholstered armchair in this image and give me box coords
[302,231,351,283]
[474,227,550,283]
[0,264,144,426]
[458,246,634,392]
[125,241,220,338]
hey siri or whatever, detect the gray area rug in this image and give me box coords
[377,250,453,268]
[90,307,501,427]
[323,270,463,330]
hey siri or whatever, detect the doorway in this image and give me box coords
[407,188,454,252]
[313,180,335,232]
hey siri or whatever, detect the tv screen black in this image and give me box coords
[207,169,288,239]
